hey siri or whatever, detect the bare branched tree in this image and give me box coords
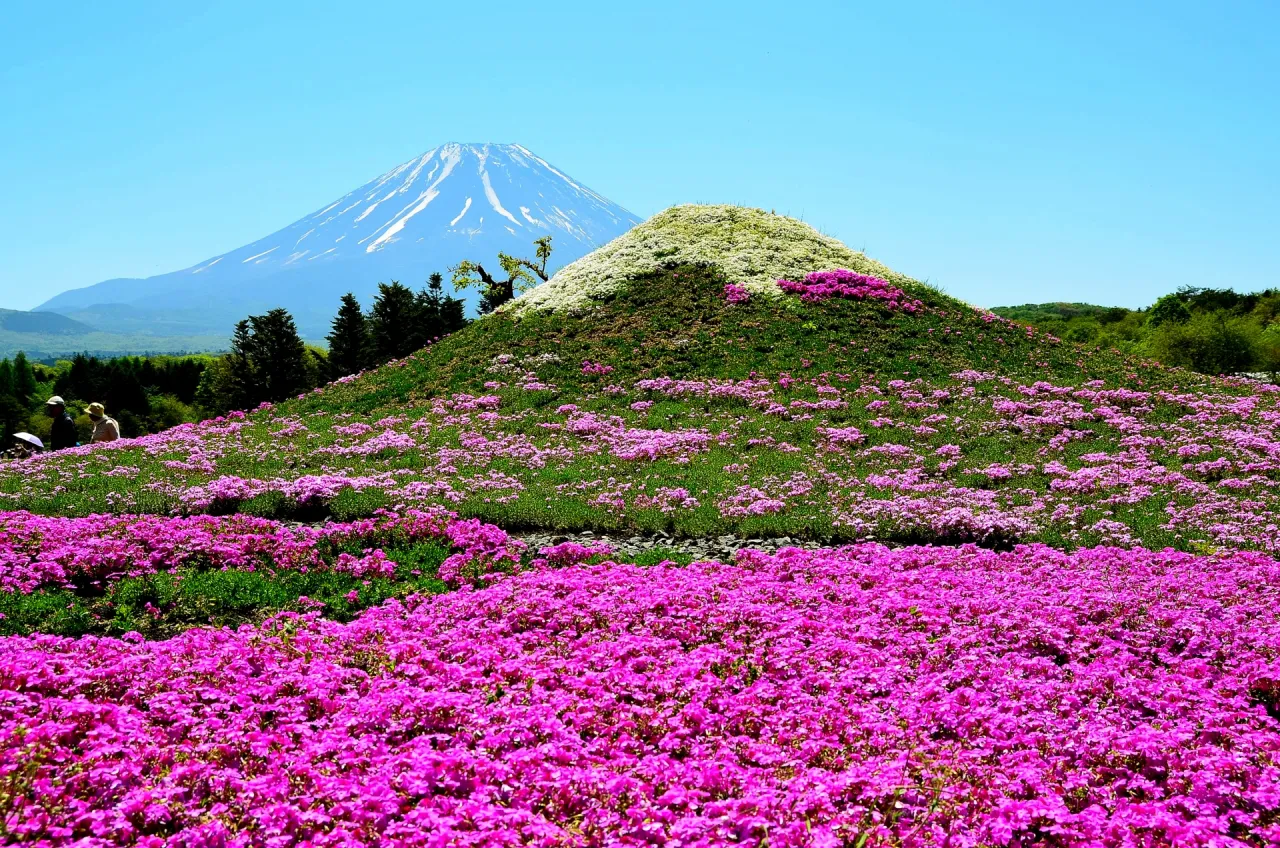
[451,236,553,313]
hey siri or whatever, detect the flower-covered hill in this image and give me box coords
[12,207,1280,848]
[3,205,1274,555]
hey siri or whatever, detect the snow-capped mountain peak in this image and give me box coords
[38,144,639,337]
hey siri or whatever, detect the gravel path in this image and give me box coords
[279,520,832,562]
[515,530,829,562]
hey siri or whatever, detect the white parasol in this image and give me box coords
[12,432,44,450]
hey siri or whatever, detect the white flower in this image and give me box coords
[510,204,925,314]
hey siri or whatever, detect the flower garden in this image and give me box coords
[3,207,1280,845]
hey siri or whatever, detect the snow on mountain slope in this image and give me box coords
[38,144,640,337]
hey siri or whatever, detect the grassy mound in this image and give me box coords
[516,204,934,313]
[313,261,1164,413]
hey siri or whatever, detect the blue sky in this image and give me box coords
[1,0,1276,311]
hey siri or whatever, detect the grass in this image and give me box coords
[0,541,451,639]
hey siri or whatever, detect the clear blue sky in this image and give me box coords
[1,0,1276,311]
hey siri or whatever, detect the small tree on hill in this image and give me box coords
[327,293,371,378]
[1148,294,1192,328]
[451,236,553,313]
[194,357,237,417]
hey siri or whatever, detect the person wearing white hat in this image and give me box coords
[45,396,77,451]
[87,402,120,444]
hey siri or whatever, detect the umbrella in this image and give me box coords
[12,432,44,450]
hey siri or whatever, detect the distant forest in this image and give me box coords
[1,274,471,450]
[992,286,1280,377]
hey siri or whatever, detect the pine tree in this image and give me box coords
[427,271,468,335]
[368,281,418,363]
[0,359,18,442]
[439,291,468,335]
[224,309,309,408]
[0,360,13,400]
[226,319,259,410]
[327,293,370,378]
[249,309,308,403]
[12,352,36,408]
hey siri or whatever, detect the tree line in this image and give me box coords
[196,273,471,416]
[196,237,550,415]
[0,352,213,448]
[2,237,552,446]
[993,286,1280,377]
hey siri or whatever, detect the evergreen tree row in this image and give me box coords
[327,273,467,378]
[1,272,475,452]
[0,351,211,449]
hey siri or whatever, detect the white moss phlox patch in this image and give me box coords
[512,204,918,314]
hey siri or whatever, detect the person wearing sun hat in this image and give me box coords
[87,402,120,444]
[45,396,78,450]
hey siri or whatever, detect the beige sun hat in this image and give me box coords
[87,402,106,417]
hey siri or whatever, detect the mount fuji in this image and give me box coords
[37,144,641,338]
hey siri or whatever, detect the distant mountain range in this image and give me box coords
[35,143,640,339]
[0,305,225,360]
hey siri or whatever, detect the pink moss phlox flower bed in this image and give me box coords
[4,542,1280,845]
[778,269,923,312]
[0,509,526,594]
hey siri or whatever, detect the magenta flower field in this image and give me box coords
[5,260,1280,845]
[6,542,1280,845]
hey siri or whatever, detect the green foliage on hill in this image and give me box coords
[310,264,1165,416]
[992,286,1280,376]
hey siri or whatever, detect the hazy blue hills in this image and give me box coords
[0,309,93,336]
[0,312,227,359]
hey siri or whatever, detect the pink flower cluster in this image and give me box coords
[5,542,1280,845]
[179,473,400,511]
[0,508,524,595]
[777,269,922,311]
[723,283,751,303]
[581,360,615,375]
[533,540,614,568]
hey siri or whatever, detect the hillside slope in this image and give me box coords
[5,205,1275,556]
